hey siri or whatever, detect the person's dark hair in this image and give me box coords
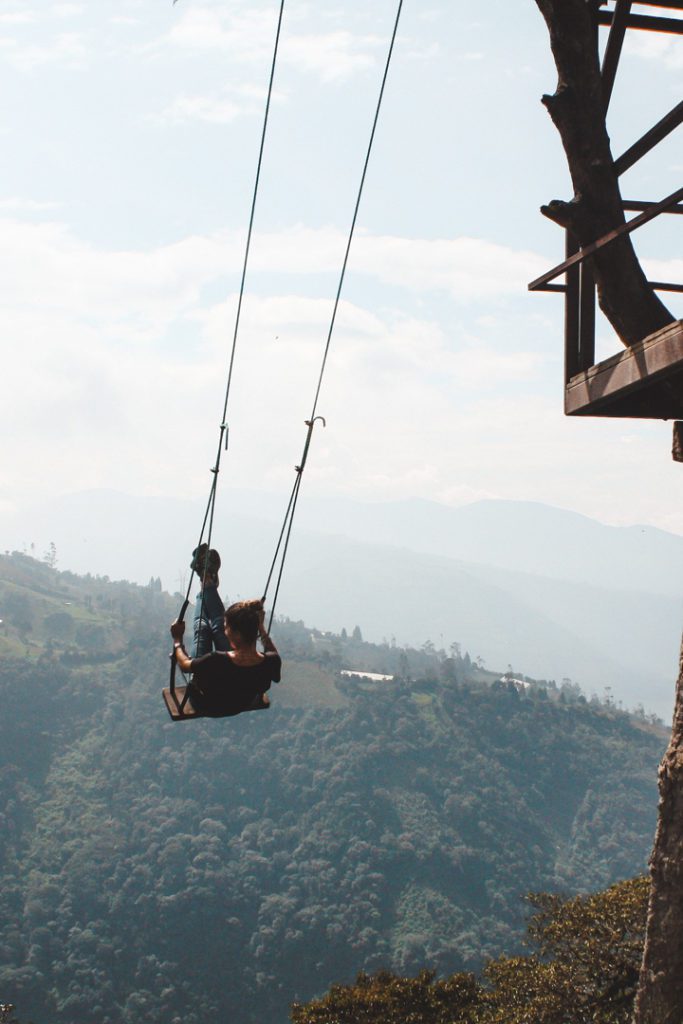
[224,600,261,644]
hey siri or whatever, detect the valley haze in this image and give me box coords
[2,489,680,719]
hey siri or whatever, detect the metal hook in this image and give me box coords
[296,415,326,472]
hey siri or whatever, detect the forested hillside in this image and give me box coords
[291,876,651,1024]
[0,554,665,1024]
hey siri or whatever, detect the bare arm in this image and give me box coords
[170,619,194,673]
[257,604,278,656]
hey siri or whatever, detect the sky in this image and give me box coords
[1,0,683,545]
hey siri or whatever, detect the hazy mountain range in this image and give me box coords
[2,489,681,716]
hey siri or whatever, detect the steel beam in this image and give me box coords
[601,0,632,109]
[597,10,683,32]
[529,186,683,291]
[614,100,683,176]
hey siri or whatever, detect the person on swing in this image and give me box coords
[171,560,281,715]
[189,544,230,657]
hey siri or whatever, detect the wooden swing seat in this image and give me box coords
[565,320,683,418]
[162,684,270,722]
[163,685,201,721]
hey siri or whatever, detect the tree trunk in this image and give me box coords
[632,637,683,1024]
[532,3,683,1019]
[533,0,674,347]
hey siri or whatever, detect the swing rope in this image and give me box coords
[182,0,286,615]
[261,415,325,633]
[261,0,405,631]
[308,0,404,426]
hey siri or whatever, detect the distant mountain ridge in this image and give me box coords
[284,494,683,597]
[1,489,681,716]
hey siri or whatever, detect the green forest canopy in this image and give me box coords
[0,554,665,1024]
[291,876,649,1024]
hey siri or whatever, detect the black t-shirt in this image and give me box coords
[189,651,281,717]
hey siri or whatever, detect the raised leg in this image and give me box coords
[192,586,230,656]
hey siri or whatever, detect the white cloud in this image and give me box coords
[2,213,680,531]
[642,256,683,285]
[159,84,269,125]
[0,218,229,329]
[641,258,683,321]
[182,297,551,506]
[160,93,247,125]
[149,5,382,82]
[403,41,440,63]
[0,11,35,25]
[281,30,378,82]
[624,31,683,70]
[55,3,84,16]
[264,228,545,300]
[0,30,87,71]
[0,0,681,548]
[351,233,546,300]
[0,197,61,212]
[0,214,552,505]
[0,219,546,331]
[148,6,279,63]
[449,347,545,387]
[193,225,545,301]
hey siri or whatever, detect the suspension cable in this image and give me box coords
[182,0,286,611]
[262,0,405,626]
[307,0,404,424]
[261,416,325,632]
